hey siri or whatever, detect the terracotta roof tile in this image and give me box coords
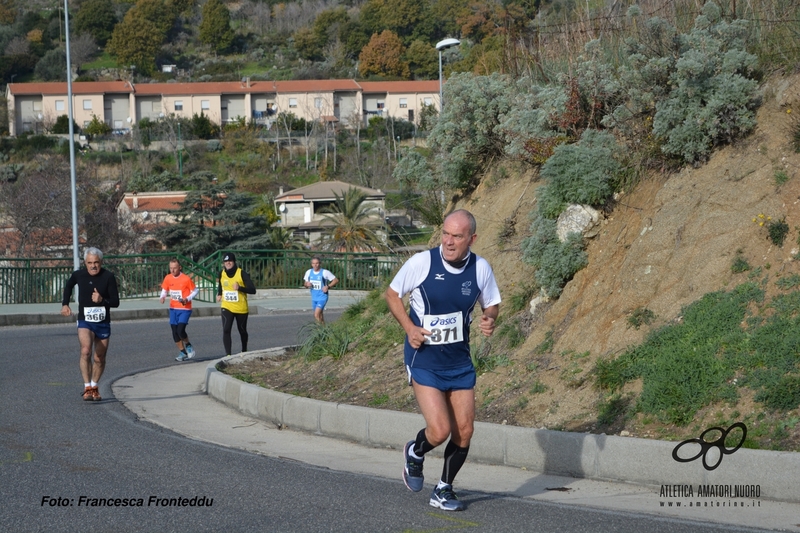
[7,79,425,97]
[8,81,133,95]
[358,81,439,93]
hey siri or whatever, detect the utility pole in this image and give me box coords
[178,122,183,179]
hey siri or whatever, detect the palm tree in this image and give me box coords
[318,187,386,252]
[267,226,306,250]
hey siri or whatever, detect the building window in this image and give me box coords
[377,101,385,110]
[174,100,183,111]
[424,97,433,106]
[83,120,91,127]
[314,97,322,109]
[201,100,210,110]
[33,101,42,111]
[55,100,65,111]
[399,98,407,108]
[83,100,92,110]
[289,98,298,108]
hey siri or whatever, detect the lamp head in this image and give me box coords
[436,38,461,51]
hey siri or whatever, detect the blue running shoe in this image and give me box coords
[185,344,195,359]
[429,484,464,511]
[176,351,188,361]
[403,440,424,492]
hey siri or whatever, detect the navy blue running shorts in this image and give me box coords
[406,364,476,391]
[77,320,111,339]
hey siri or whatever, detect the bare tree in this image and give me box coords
[0,156,73,257]
[4,36,30,56]
[70,33,99,70]
[0,156,138,257]
[81,166,138,255]
[240,0,272,37]
[277,112,295,163]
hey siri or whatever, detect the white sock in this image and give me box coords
[84,383,91,388]
[90,381,97,387]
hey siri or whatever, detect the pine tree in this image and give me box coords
[199,0,234,54]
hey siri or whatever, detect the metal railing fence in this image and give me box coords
[199,250,401,292]
[1,250,404,304]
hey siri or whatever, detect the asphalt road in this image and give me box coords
[0,313,778,533]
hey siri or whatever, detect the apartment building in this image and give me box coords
[5,79,441,136]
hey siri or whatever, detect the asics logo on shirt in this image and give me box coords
[430,316,458,327]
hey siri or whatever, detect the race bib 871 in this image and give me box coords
[422,311,463,345]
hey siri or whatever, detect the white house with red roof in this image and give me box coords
[274,180,386,245]
[5,79,440,136]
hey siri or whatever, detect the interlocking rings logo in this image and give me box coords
[671,422,747,471]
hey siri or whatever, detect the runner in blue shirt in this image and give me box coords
[386,209,501,512]
[303,256,338,324]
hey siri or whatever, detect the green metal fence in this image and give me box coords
[199,250,401,292]
[0,250,403,304]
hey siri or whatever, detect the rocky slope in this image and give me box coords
[457,72,800,435]
[232,73,800,446]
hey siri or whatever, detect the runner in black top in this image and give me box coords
[61,247,120,401]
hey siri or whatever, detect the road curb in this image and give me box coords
[205,349,800,503]
[0,305,355,327]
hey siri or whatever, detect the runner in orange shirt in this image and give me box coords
[160,258,199,361]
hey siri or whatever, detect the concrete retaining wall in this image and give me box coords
[205,350,800,502]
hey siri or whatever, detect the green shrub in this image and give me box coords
[767,218,789,247]
[51,115,80,134]
[535,328,554,354]
[522,216,588,298]
[774,170,790,186]
[731,253,751,273]
[609,2,758,164]
[529,380,547,394]
[427,72,513,192]
[496,318,525,349]
[536,129,621,218]
[755,375,800,411]
[84,115,111,136]
[297,322,350,361]
[627,307,656,330]
[776,274,800,290]
[190,112,220,139]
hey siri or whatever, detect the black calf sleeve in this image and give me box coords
[413,428,436,457]
[441,440,469,485]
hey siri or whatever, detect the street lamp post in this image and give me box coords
[178,122,182,179]
[436,38,460,112]
[64,0,79,271]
